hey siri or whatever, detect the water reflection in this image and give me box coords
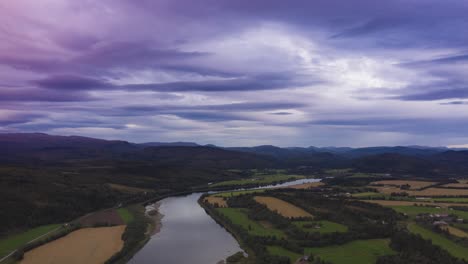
[129,193,242,264]
[130,178,321,264]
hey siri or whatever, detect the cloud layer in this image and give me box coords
[1,0,468,146]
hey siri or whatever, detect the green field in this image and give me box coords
[408,223,468,260]
[391,205,448,217]
[117,208,134,224]
[211,174,304,187]
[267,246,302,264]
[214,189,266,197]
[293,220,348,234]
[216,208,284,238]
[305,239,395,264]
[352,192,386,198]
[433,197,468,203]
[0,224,61,258]
[391,205,468,220]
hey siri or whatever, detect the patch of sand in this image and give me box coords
[20,226,125,264]
[254,196,313,218]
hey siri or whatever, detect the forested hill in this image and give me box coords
[2,132,468,235]
[1,133,468,175]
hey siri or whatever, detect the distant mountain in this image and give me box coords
[340,146,446,158]
[0,133,273,168]
[352,153,436,175]
[2,133,468,175]
[228,145,315,159]
[0,133,137,162]
[140,142,201,147]
[137,146,275,169]
[227,145,448,158]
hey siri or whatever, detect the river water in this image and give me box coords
[129,178,321,264]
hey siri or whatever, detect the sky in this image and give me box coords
[1,0,468,147]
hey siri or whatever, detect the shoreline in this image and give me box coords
[145,202,163,236]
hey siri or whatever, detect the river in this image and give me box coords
[129,178,321,264]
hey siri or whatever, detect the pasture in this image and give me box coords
[433,197,468,203]
[373,186,468,196]
[305,239,395,264]
[216,208,284,238]
[267,246,301,264]
[0,224,61,258]
[364,200,468,208]
[20,226,125,264]
[352,192,385,198]
[254,196,313,218]
[287,182,324,189]
[214,189,266,197]
[408,223,468,260]
[293,220,348,234]
[117,208,134,224]
[371,180,436,189]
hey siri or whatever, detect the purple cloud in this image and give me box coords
[1,0,468,146]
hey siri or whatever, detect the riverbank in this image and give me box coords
[198,196,254,264]
[145,202,163,236]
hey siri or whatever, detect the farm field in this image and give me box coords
[116,208,134,224]
[364,200,468,208]
[390,205,468,221]
[293,220,348,234]
[202,177,468,264]
[408,223,468,260]
[304,239,395,264]
[0,224,61,258]
[20,226,125,264]
[443,226,468,238]
[352,192,386,198]
[204,196,228,207]
[214,189,266,197]
[78,209,125,227]
[211,174,304,187]
[266,246,302,263]
[254,196,313,218]
[216,208,285,238]
[443,183,468,188]
[433,197,468,203]
[286,182,324,189]
[373,186,468,196]
[371,180,436,189]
